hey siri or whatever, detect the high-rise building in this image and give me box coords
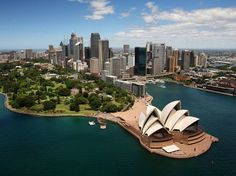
[134,47,146,76]
[123,44,129,54]
[190,51,195,67]
[90,57,99,74]
[172,49,179,68]
[90,33,100,58]
[146,42,152,64]
[166,46,173,69]
[120,56,127,72]
[84,47,91,68]
[25,49,33,59]
[198,53,207,68]
[69,33,83,61]
[152,43,165,75]
[110,57,121,77]
[104,61,110,74]
[181,50,191,70]
[109,47,113,58]
[98,40,109,71]
[167,56,175,73]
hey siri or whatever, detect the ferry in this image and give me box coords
[88,121,95,126]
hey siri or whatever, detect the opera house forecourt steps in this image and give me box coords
[112,97,218,159]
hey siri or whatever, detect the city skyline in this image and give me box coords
[0,0,236,49]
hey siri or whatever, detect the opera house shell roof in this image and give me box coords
[138,100,199,137]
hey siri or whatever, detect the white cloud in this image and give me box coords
[120,7,136,19]
[141,1,158,23]
[115,7,236,48]
[69,0,114,20]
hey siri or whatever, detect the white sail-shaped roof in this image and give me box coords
[146,105,161,118]
[138,112,146,128]
[173,116,199,132]
[145,122,163,136]
[164,110,189,131]
[142,116,158,134]
[160,100,181,125]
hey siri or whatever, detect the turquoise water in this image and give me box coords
[0,82,236,176]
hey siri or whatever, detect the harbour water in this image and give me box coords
[0,82,236,176]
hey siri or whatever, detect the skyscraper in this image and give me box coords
[90,33,100,58]
[123,44,129,54]
[181,50,191,70]
[134,47,146,76]
[110,57,121,77]
[167,56,175,73]
[69,33,83,61]
[166,46,173,69]
[90,57,99,74]
[152,43,165,75]
[98,40,109,71]
[190,51,195,67]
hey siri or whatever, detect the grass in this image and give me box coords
[55,103,96,115]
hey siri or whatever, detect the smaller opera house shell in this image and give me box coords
[138,100,203,148]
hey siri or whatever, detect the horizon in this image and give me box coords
[0,0,236,49]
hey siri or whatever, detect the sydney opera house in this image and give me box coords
[137,100,217,156]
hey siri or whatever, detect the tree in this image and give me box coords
[58,87,71,96]
[69,98,80,112]
[89,98,102,110]
[43,100,56,111]
[14,95,36,108]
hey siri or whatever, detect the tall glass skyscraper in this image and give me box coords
[90,33,100,58]
[134,47,146,76]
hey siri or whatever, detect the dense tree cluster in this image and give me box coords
[0,61,134,114]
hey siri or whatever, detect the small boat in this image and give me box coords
[160,85,166,88]
[88,121,95,126]
[100,123,107,129]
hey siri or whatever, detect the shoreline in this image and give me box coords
[0,92,218,159]
[164,79,235,97]
[183,84,236,97]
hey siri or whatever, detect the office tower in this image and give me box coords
[110,57,121,77]
[134,47,146,76]
[166,46,173,68]
[127,54,135,68]
[25,49,33,59]
[48,45,58,65]
[181,50,191,70]
[123,44,129,54]
[90,33,100,58]
[69,33,83,61]
[84,47,91,67]
[104,61,110,74]
[120,56,127,72]
[198,53,207,68]
[172,49,179,68]
[167,56,175,73]
[109,47,113,58]
[90,57,99,74]
[98,40,109,71]
[194,55,199,67]
[146,42,152,64]
[152,43,165,75]
[190,51,195,67]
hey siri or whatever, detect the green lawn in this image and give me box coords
[55,103,96,115]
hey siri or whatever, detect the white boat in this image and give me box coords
[160,85,166,88]
[155,79,165,84]
[88,121,95,126]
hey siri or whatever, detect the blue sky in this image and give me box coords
[0,0,236,49]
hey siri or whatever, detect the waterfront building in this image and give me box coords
[110,57,121,77]
[114,80,132,92]
[90,33,100,58]
[138,100,206,149]
[181,50,191,70]
[172,49,179,70]
[134,47,146,76]
[98,40,109,71]
[90,57,99,74]
[131,82,146,97]
[152,44,165,75]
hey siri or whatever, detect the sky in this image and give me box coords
[0,0,236,49]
